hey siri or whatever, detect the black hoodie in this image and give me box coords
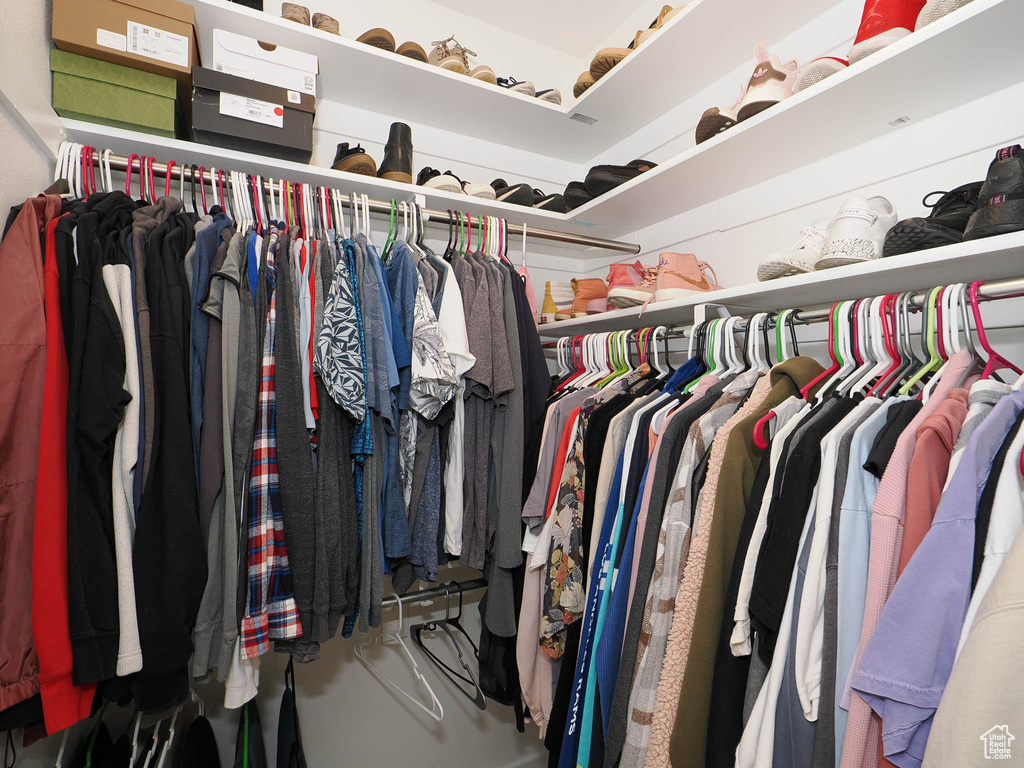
[66,191,137,685]
[133,205,207,711]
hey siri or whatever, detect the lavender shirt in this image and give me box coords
[851,391,1024,768]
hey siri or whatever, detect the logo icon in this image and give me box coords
[981,725,1015,760]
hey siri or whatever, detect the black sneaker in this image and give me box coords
[417,166,440,186]
[332,143,377,176]
[490,179,534,206]
[564,181,594,210]
[534,193,568,213]
[584,159,657,197]
[964,145,1024,241]
[882,181,982,257]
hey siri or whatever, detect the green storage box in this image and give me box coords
[50,48,177,138]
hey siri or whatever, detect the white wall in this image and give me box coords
[16,570,547,768]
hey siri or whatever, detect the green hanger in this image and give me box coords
[775,310,787,363]
[899,286,944,395]
[382,199,397,257]
[85,701,110,768]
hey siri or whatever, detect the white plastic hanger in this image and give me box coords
[816,301,857,401]
[838,298,875,395]
[55,729,69,768]
[354,596,444,722]
[850,296,892,395]
[521,222,527,269]
[154,706,182,768]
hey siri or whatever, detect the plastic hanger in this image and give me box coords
[900,286,944,394]
[85,701,109,768]
[817,301,858,400]
[164,159,176,198]
[354,594,444,721]
[410,583,487,710]
[799,303,842,400]
[970,279,1021,379]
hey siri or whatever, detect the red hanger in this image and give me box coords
[125,153,138,197]
[935,286,947,360]
[867,294,901,397]
[197,166,208,214]
[164,159,176,198]
[970,280,1022,379]
[800,302,841,400]
[146,156,156,202]
[753,409,776,450]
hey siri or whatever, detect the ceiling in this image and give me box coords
[425,0,670,59]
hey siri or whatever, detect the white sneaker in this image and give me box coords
[422,172,464,194]
[916,0,973,29]
[462,181,496,199]
[815,197,898,270]
[794,57,849,93]
[736,41,799,122]
[756,219,828,281]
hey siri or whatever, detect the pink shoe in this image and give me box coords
[652,252,721,302]
[606,260,657,308]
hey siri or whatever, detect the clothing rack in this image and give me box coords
[539,274,1024,347]
[381,578,488,608]
[86,151,640,255]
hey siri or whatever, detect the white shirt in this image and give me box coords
[793,399,881,721]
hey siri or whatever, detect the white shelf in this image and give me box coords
[186,0,625,162]
[568,0,845,133]
[538,231,1024,335]
[58,119,634,242]
[568,0,1024,231]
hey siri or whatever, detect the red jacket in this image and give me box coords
[0,194,60,713]
[32,214,96,731]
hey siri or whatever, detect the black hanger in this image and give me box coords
[785,310,801,356]
[189,165,198,214]
[409,583,487,710]
[763,312,776,362]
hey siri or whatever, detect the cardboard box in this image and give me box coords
[52,0,199,116]
[191,67,315,163]
[211,29,318,96]
[50,49,177,138]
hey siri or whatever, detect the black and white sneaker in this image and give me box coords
[883,181,982,257]
[497,77,536,96]
[491,179,535,206]
[534,193,569,213]
[535,88,562,105]
[964,146,1024,241]
[418,167,465,193]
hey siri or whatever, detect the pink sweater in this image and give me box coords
[840,350,975,768]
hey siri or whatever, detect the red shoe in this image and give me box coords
[848,0,925,64]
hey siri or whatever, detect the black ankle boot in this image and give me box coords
[377,122,413,184]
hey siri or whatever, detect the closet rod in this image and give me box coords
[539,273,1024,347]
[380,578,487,608]
[93,153,640,255]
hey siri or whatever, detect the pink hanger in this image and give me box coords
[970,280,1022,379]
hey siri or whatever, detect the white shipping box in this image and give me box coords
[211,28,318,95]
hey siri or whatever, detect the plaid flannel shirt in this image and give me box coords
[241,234,302,658]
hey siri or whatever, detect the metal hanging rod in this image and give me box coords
[539,274,1024,347]
[380,578,487,608]
[87,151,639,254]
